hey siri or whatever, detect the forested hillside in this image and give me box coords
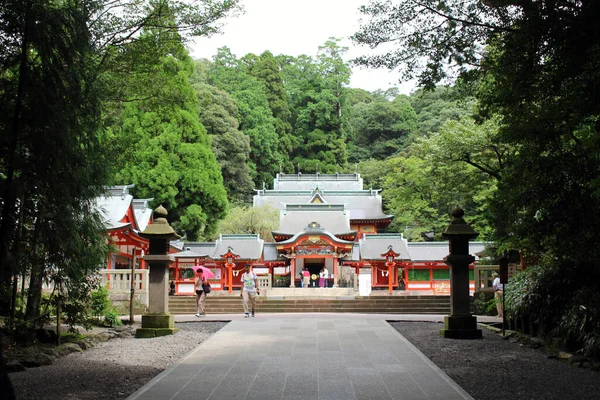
[106,35,489,243]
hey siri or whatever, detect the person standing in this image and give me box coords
[194,270,207,317]
[319,268,325,288]
[302,267,310,288]
[241,265,260,317]
[492,272,504,318]
[322,266,329,288]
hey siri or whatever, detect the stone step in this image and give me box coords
[266,288,356,297]
[168,295,461,314]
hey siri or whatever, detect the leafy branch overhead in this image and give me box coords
[352,0,519,88]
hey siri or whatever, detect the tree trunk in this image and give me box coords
[25,222,45,324]
[0,0,31,316]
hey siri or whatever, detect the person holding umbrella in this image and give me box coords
[241,264,260,317]
[194,269,208,317]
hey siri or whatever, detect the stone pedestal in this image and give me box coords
[440,315,481,339]
[440,257,482,339]
[135,314,179,338]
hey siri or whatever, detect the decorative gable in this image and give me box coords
[309,187,326,204]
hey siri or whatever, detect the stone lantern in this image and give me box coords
[136,205,180,338]
[440,207,482,339]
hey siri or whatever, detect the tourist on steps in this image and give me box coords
[319,268,325,288]
[241,265,260,317]
[303,267,310,288]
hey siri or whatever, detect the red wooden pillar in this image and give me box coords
[221,247,239,294]
[381,246,400,295]
[387,263,394,294]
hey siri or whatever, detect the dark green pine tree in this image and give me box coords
[244,51,296,173]
[192,78,254,205]
[209,47,283,187]
[282,39,350,173]
[110,23,228,240]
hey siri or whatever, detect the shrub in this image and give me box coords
[505,254,600,358]
[102,308,122,327]
[90,286,111,318]
[472,292,496,316]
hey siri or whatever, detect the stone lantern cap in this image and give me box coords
[139,205,181,240]
[442,207,479,239]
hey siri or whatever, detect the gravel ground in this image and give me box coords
[6,320,600,400]
[391,321,600,400]
[8,321,227,400]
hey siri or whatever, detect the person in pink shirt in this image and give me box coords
[302,268,310,288]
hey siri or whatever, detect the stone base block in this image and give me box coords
[135,327,180,338]
[135,313,178,338]
[439,315,482,339]
[141,313,175,329]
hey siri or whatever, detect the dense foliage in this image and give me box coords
[353,0,600,355]
[0,0,240,324]
[0,0,112,323]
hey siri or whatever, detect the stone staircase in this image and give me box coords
[266,287,356,299]
[168,292,454,315]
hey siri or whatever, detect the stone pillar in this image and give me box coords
[136,206,180,338]
[440,207,482,339]
[144,254,172,314]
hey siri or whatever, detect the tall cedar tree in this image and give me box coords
[209,47,283,187]
[192,78,254,205]
[244,51,296,174]
[282,39,350,173]
[110,23,228,241]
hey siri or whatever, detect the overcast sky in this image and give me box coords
[189,0,417,94]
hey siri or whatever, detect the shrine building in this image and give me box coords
[168,173,487,295]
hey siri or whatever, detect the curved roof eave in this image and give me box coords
[351,215,395,222]
[274,229,356,246]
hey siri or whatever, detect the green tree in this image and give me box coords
[353,0,600,354]
[112,51,228,240]
[282,38,351,172]
[209,47,282,186]
[244,51,296,172]
[93,0,242,108]
[218,205,280,242]
[410,86,476,136]
[192,74,253,205]
[348,94,418,161]
[351,0,508,89]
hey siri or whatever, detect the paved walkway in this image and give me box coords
[128,313,500,400]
